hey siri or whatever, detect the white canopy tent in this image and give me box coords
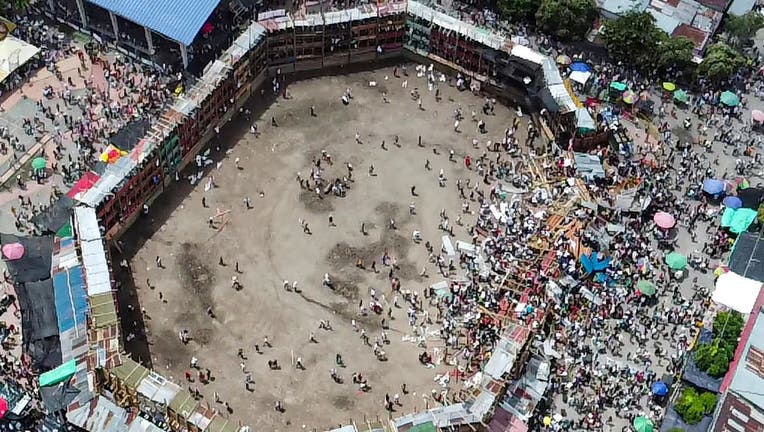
[712,271,762,314]
[569,70,591,85]
[0,34,39,83]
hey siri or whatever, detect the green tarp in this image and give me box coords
[39,359,76,387]
[56,223,72,238]
[721,207,736,227]
[721,208,757,233]
[730,208,757,234]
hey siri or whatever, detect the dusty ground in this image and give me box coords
[122,65,527,431]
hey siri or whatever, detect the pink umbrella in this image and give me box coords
[753,110,764,123]
[653,212,676,229]
[2,243,25,260]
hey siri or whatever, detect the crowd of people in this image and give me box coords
[0,3,761,431]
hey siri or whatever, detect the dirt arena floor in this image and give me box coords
[122,64,528,431]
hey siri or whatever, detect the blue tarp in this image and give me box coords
[660,406,712,432]
[53,266,87,334]
[86,0,221,46]
[570,62,590,73]
[682,329,722,393]
[580,252,611,274]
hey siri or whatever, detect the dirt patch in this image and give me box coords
[299,190,335,213]
[194,328,214,346]
[375,201,399,221]
[177,242,215,309]
[332,394,355,409]
[326,231,412,271]
[332,274,361,300]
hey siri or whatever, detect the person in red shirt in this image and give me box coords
[464,155,471,169]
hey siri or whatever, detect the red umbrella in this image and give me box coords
[2,243,24,260]
[202,22,214,35]
[0,397,8,419]
[653,211,675,229]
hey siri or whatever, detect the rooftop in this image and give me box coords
[85,0,221,46]
[671,23,709,49]
[722,289,764,409]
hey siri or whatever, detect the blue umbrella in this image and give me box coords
[723,196,743,209]
[651,381,668,397]
[570,62,590,73]
[703,179,724,195]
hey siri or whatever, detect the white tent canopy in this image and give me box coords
[712,272,762,314]
[0,35,39,83]
[569,70,591,85]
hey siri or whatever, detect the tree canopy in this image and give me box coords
[601,10,695,74]
[698,42,746,82]
[725,12,764,48]
[675,388,717,425]
[694,310,745,378]
[601,11,666,67]
[535,0,598,40]
[694,341,734,378]
[712,310,744,347]
[1,0,29,10]
[655,36,695,70]
[497,0,539,23]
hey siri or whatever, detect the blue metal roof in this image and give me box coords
[86,0,221,46]
[53,266,88,333]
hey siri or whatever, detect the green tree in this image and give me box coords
[675,387,717,424]
[698,42,746,82]
[497,0,539,23]
[601,11,665,66]
[1,0,29,10]
[712,310,744,347]
[725,12,764,48]
[535,0,598,40]
[694,341,733,378]
[656,36,695,70]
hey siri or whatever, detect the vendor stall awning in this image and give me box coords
[712,271,762,314]
[86,0,221,46]
[0,33,39,84]
[569,70,591,85]
[39,359,77,387]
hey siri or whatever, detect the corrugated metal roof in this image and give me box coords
[324,10,351,25]
[349,5,378,21]
[511,45,546,66]
[73,207,112,297]
[136,370,181,405]
[407,0,435,21]
[68,396,130,432]
[128,417,166,432]
[53,265,88,334]
[77,155,136,207]
[728,0,753,14]
[89,292,118,328]
[85,0,221,46]
[111,356,150,389]
[649,9,680,34]
[225,21,267,61]
[728,305,764,408]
